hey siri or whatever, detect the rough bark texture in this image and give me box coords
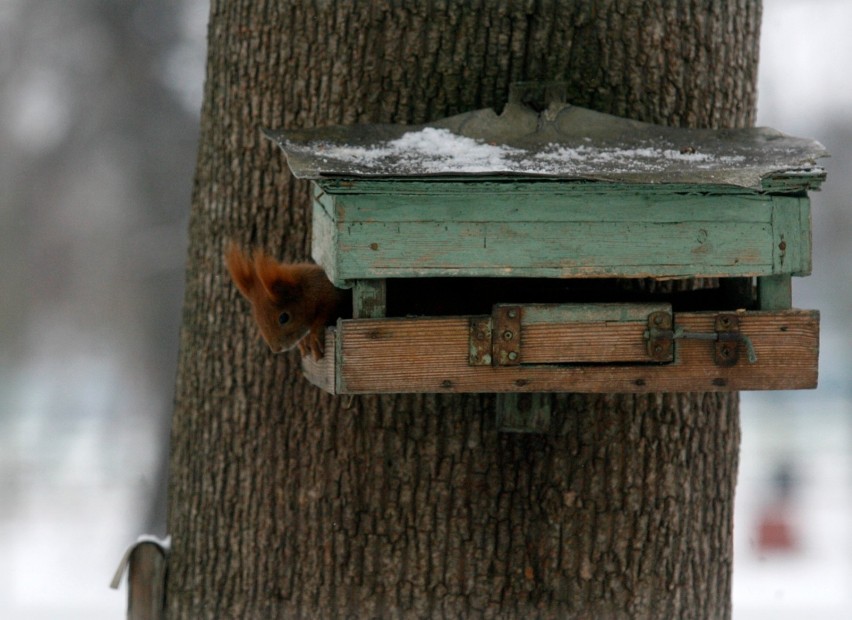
[167,1,761,618]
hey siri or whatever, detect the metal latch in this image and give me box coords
[646,311,758,366]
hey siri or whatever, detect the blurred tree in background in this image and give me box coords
[0,0,206,531]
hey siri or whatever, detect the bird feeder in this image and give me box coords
[264,100,824,397]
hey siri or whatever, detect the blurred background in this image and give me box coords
[0,1,849,618]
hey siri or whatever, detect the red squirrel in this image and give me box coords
[225,243,349,360]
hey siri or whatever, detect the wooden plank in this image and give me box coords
[315,182,812,283]
[301,329,337,393]
[510,302,670,364]
[311,187,341,284]
[127,543,166,620]
[771,196,811,275]
[523,321,650,364]
[335,220,775,279]
[329,310,818,394]
[332,187,772,223]
[318,179,775,197]
[799,196,813,275]
[520,302,668,324]
[315,172,826,195]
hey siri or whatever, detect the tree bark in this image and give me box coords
[167,1,760,618]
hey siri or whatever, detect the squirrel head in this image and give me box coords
[225,243,313,353]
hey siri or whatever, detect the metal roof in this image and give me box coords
[264,103,827,190]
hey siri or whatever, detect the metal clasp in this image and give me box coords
[645,312,757,366]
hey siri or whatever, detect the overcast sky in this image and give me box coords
[759,0,852,129]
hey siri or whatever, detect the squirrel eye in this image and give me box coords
[278,312,290,325]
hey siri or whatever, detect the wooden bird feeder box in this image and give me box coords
[264,99,825,397]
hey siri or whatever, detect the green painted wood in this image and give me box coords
[771,196,811,275]
[793,198,810,274]
[352,279,387,318]
[758,275,793,310]
[313,181,812,284]
[514,302,670,324]
[800,196,813,274]
[330,186,771,224]
[311,188,342,284]
[335,220,775,279]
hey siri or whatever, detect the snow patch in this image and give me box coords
[317,127,522,173]
[312,127,748,176]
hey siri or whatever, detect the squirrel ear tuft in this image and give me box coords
[253,249,302,301]
[225,242,257,297]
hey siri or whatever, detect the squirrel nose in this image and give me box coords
[263,339,285,354]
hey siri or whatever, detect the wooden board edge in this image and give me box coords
[335,310,819,394]
[300,327,338,394]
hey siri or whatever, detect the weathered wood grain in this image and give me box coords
[300,330,337,393]
[127,543,167,620]
[505,302,671,364]
[352,279,387,318]
[522,321,651,364]
[313,182,812,284]
[302,310,819,394]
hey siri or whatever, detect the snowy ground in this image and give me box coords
[0,356,162,619]
[734,388,852,619]
[0,349,849,618]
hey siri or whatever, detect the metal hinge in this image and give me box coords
[645,311,758,366]
[469,305,522,367]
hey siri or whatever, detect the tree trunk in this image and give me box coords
[167,1,760,618]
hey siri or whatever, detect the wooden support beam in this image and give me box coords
[758,275,793,310]
[352,279,387,318]
[111,537,169,620]
[495,393,552,433]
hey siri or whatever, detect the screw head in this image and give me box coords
[508,351,518,361]
[508,309,518,319]
[503,330,514,341]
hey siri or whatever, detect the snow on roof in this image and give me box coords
[264,103,827,190]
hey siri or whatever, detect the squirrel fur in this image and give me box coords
[225,243,349,360]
